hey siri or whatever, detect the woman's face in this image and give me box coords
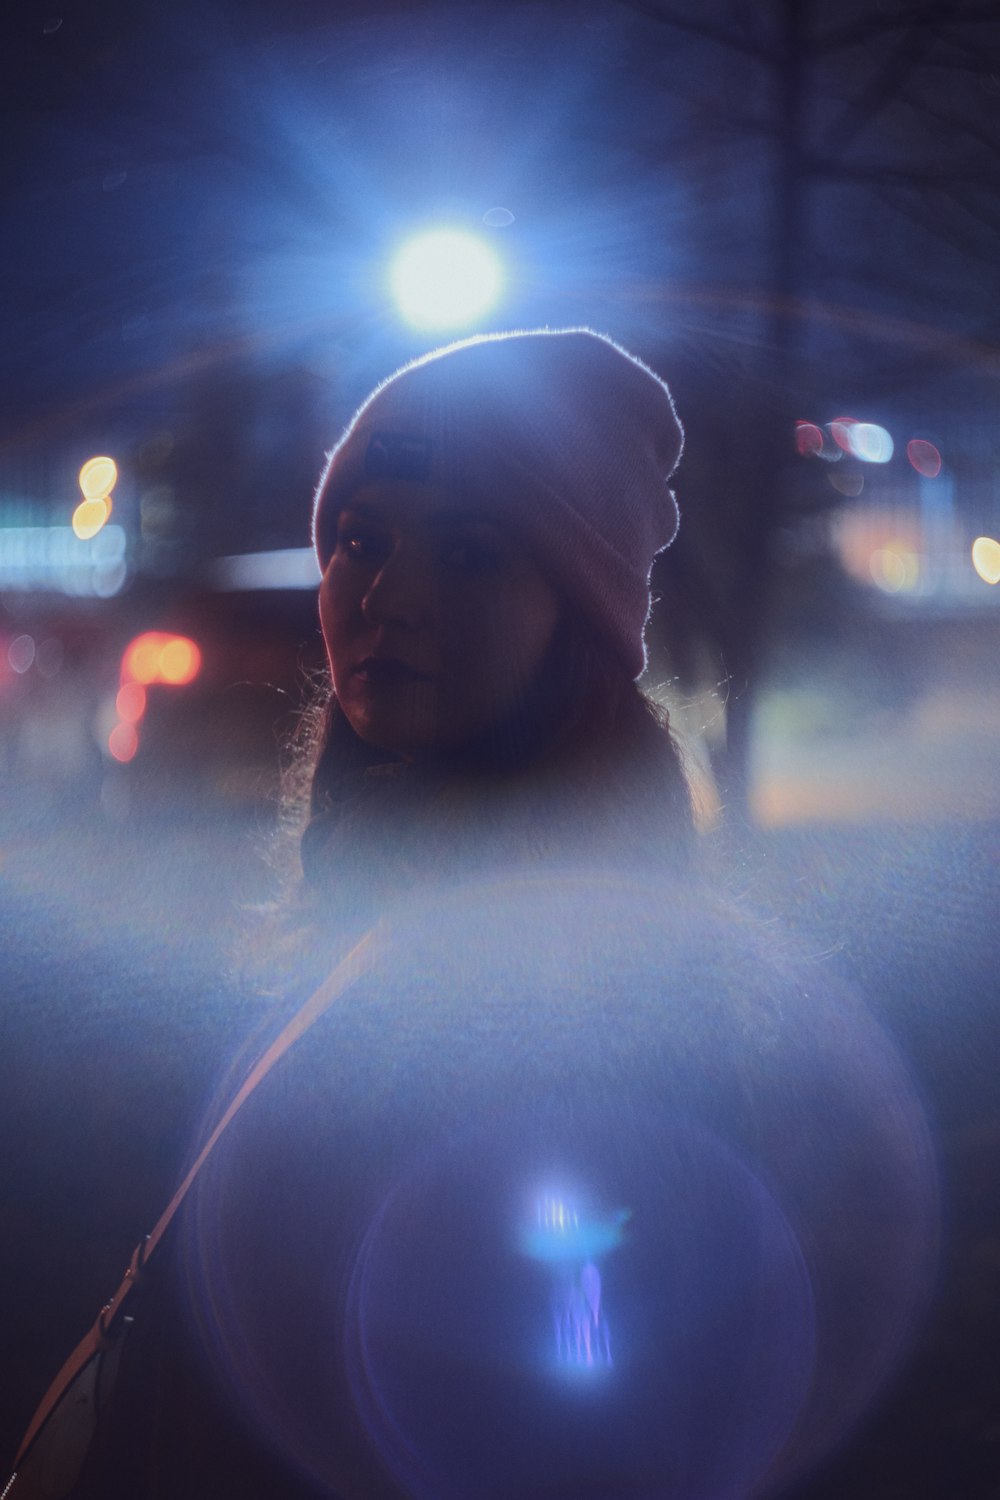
[319,480,561,759]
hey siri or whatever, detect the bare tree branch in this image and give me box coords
[618,0,770,59]
[816,2,1000,55]
[806,158,988,183]
[818,6,936,159]
[899,88,1000,160]
[881,180,1000,274]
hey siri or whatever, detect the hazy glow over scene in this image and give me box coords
[390,229,503,330]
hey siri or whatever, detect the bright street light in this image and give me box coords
[390,229,503,332]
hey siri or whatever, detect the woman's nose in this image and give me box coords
[361,548,434,630]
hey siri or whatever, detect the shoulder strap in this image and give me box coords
[8,929,377,1489]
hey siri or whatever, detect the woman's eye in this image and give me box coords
[336,526,386,563]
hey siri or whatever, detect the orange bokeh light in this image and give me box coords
[122,632,201,687]
[108,721,139,763]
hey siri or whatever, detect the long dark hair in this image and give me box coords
[244,612,695,994]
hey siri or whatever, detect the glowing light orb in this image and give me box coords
[115,682,147,723]
[72,496,112,540]
[122,632,202,686]
[390,230,502,331]
[795,421,824,458]
[78,455,118,499]
[972,535,1000,585]
[870,545,919,594]
[828,470,864,497]
[829,417,858,453]
[108,721,139,763]
[158,636,201,684]
[8,634,35,674]
[907,439,942,478]
[849,423,893,463]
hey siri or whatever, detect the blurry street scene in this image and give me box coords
[2,0,1000,1494]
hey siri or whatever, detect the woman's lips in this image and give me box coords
[353,657,432,685]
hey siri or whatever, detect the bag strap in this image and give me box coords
[9,928,377,1486]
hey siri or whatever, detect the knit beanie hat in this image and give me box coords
[313,328,683,678]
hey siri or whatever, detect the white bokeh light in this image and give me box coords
[390,229,503,331]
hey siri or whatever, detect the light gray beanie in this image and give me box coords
[313,328,683,678]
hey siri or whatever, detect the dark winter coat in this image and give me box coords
[65,835,937,1500]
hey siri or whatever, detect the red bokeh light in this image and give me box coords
[795,421,824,457]
[906,439,942,478]
[829,417,858,453]
[115,682,147,724]
[108,721,139,763]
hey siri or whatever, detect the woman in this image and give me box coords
[296,327,696,946]
[16,331,937,1500]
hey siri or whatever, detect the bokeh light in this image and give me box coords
[849,423,894,463]
[78,455,118,500]
[108,721,139,763]
[870,544,920,594]
[829,417,858,453]
[158,636,201,684]
[906,439,942,478]
[115,682,148,723]
[971,535,1000,585]
[390,229,503,331]
[8,634,35,674]
[795,421,824,457]
[122,631,201,686]
[828,470,864,497]
[72,496,112,540]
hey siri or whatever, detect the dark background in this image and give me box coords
[2,1,999,1494]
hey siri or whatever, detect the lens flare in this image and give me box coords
[390,230,503,331]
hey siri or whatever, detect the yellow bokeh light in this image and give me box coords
[158,637,201,685]
[870,544,919,594]
[971,536,1000,585]
[78,455,118,500]
[72,496,112,540]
